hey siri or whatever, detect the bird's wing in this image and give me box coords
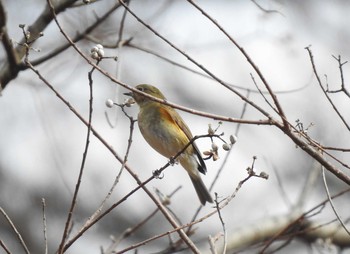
[162,106,207,174]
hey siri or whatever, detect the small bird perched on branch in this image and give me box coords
[125,84,213,205]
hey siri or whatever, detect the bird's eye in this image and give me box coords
[137,87,144,92]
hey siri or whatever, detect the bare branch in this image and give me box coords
[41,198,48,254]
[321,166,350,235]
[0,207,30,254]
[56,51,98,254]
[329,55,350,98]
[305,46,350,131]
[214,193,227,254]
[0,239,11,254]
[0,0,79,89]
[84,101,137,227]
[118,0,276,125]
[185,0,289,130]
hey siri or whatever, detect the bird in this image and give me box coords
[125,84,213,205]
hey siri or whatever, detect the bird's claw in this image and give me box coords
[153,169,164,179]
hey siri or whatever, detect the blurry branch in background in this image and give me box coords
[259,164,321,253]
[127,43,312,95]
[211,185,350,253]
[321,166,350,235]
[250,0,285,17]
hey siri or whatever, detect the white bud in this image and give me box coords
[259,171,269,179]
[97,48,104,58]
[222,143,230,151]
[211,142,218,151]
[230,135,237,145]
[124,98,135,107]
[90,46,97,53]
[105,99,114,108]
[90,51,97,59]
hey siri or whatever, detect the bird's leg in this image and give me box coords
[168,156,179,166]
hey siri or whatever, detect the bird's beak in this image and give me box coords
[124,91,133,97]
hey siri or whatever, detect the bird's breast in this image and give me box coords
[138,106,190,159]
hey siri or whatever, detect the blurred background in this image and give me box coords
[0,0,349,253]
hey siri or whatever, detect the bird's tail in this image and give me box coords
[189,175,213,205]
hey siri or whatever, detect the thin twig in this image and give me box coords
[305,46,350,131]
[250,73,279,115]
[104,187,182,254]
[269,161,292,209]
[64,133,214,252]
[295,162,321,210]
[321,146,350,152]
[250,0,285,17]
[115,171,262,254]
[214,193,227,254]
[46,0,272,127]
[329,55,350,98]
[0,207,30,254]
[119,0,349,186]
[25,43,199,251]
[185,0,289,130]
[102,0,130,128]
[104,209,159,254]
[118,0,276,125]
[43,0,274,127]
[188,91,250,235]
[261,187,350,252]
[42,198,48,254]
[0,240,11,254]
[208,236,218,254]
[84,103,136,227]
[0,0,79,89]
[57,55,97,254]
[128,44,311,95]
[321,166,350,235]
[28,2,125,67]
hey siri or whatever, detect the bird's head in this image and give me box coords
[124,84,166,106]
